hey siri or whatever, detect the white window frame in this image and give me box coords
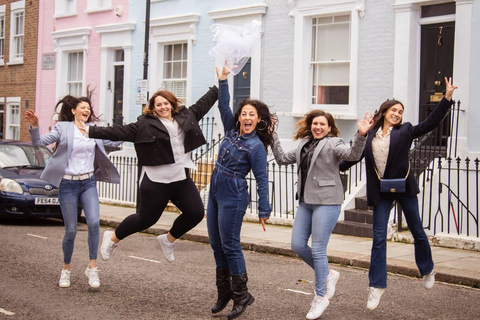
[54,0,77,18]
[0,5,5,65]
[6,97,21,140]
[162,43,188,102]
[291,0,361,118]
[8,0,25,65]
[86,0,113,14]
[149,14,200,107]
[51,27,90,99]
[66,51,84,96]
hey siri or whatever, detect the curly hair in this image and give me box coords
[143,90,183,117]
[234,99,276,151]
[293,109,339,140]
[55,86,99,123]
[371,99,404,131]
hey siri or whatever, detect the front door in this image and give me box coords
[418,22,455,146]
[113,66,124,126]
[233,59,251,114]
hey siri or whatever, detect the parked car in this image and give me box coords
[0,140,79,219]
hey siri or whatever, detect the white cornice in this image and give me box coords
[150,13,200,28]
[95,22,136,34]
[51,27,91,39]
[208,4,267,21]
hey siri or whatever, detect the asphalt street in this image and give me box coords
[1,218,479,320]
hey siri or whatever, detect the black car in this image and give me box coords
[0,140,66,219]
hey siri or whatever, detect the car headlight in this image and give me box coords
[0,178,24,194]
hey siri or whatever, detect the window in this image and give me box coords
[67,52,83,96]
[0,5,5,64]
[6,101,20,140]
[9,1,24,64]
[163,43,187,101]
[311,15,350,105]
[291,1,359,116]
[55,0,77,17]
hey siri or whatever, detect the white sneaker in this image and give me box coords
[100,230,118,261]
[326,270,340,300]
[306,294,329,320]
[423,271,435,289]
[157,234,175,262]
[59,269,71,288]
[367,287,385,310]
[85,267,100,288]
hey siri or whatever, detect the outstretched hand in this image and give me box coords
[444,77,458,101]
[259,217,269,231]
[24,110,39,127]
[216,65,231,81]
[357,112,374,136]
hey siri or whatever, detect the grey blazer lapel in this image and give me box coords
[307,137,329,177]
[66,122,75,158]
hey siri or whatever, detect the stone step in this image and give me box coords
[344,208,373,224]
[333,220,373,238]
[355,196,370,211]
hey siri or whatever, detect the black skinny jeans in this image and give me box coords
[115,173,204,239]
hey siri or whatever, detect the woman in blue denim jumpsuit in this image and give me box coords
[207,69,275,320]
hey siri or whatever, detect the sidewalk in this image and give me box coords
[97,203,480,288]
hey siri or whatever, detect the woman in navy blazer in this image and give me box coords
[340,77,457,311]
[25,93,121,290]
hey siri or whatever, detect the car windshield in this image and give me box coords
[0,144,52,169]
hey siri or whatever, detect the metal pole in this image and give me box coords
[143,0,150,82]
[137,0,151,210]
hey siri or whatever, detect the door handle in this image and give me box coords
[434,81,441,86]
[242,72,248,79]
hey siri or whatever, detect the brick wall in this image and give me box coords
[0,0,39,141]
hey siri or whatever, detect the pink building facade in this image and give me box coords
[36,0,133,132]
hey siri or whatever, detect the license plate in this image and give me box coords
[35,197,60,205]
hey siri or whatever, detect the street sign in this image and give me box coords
[42,53,55,70]
[136,79,148,105]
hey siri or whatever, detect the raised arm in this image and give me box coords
[409,77,457,139]
[215,66,235,132]
[271,133,296,165]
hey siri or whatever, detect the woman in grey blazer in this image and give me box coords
[272,111,371,319]
[25,94,121,290]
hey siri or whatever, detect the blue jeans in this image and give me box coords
[291,202,341,297]
[207,166,249,275]
[58,176,99,264]
[369,196,434,288]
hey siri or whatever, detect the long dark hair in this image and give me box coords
[234,99,276,151]
[143,90,183,117]
[55,86,99,122]
[371,99,404,130]
[293,109,340,140]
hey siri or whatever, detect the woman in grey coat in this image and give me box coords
[25,93,121,289]
[272,110,371,319]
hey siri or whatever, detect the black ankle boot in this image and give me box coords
[227,272,255,320]
[211,269,233,314]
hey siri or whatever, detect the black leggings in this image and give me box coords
[115,174,204,240]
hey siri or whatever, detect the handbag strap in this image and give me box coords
[374,161,410,180]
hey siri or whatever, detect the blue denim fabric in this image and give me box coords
[291,202,341,296]
[58,176,99,263]
[369,196,434,288]
[207,79,271,275]
[207,165,250,274]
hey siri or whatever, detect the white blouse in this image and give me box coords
[140,117,196,184]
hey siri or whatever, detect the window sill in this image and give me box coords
[85,7,113,14]
[277,111,357,120]
[54,12,78,19]
[6,60,24,66]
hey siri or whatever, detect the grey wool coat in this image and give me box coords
[271,132,366,205]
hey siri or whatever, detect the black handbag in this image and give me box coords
[375,163,410,193]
